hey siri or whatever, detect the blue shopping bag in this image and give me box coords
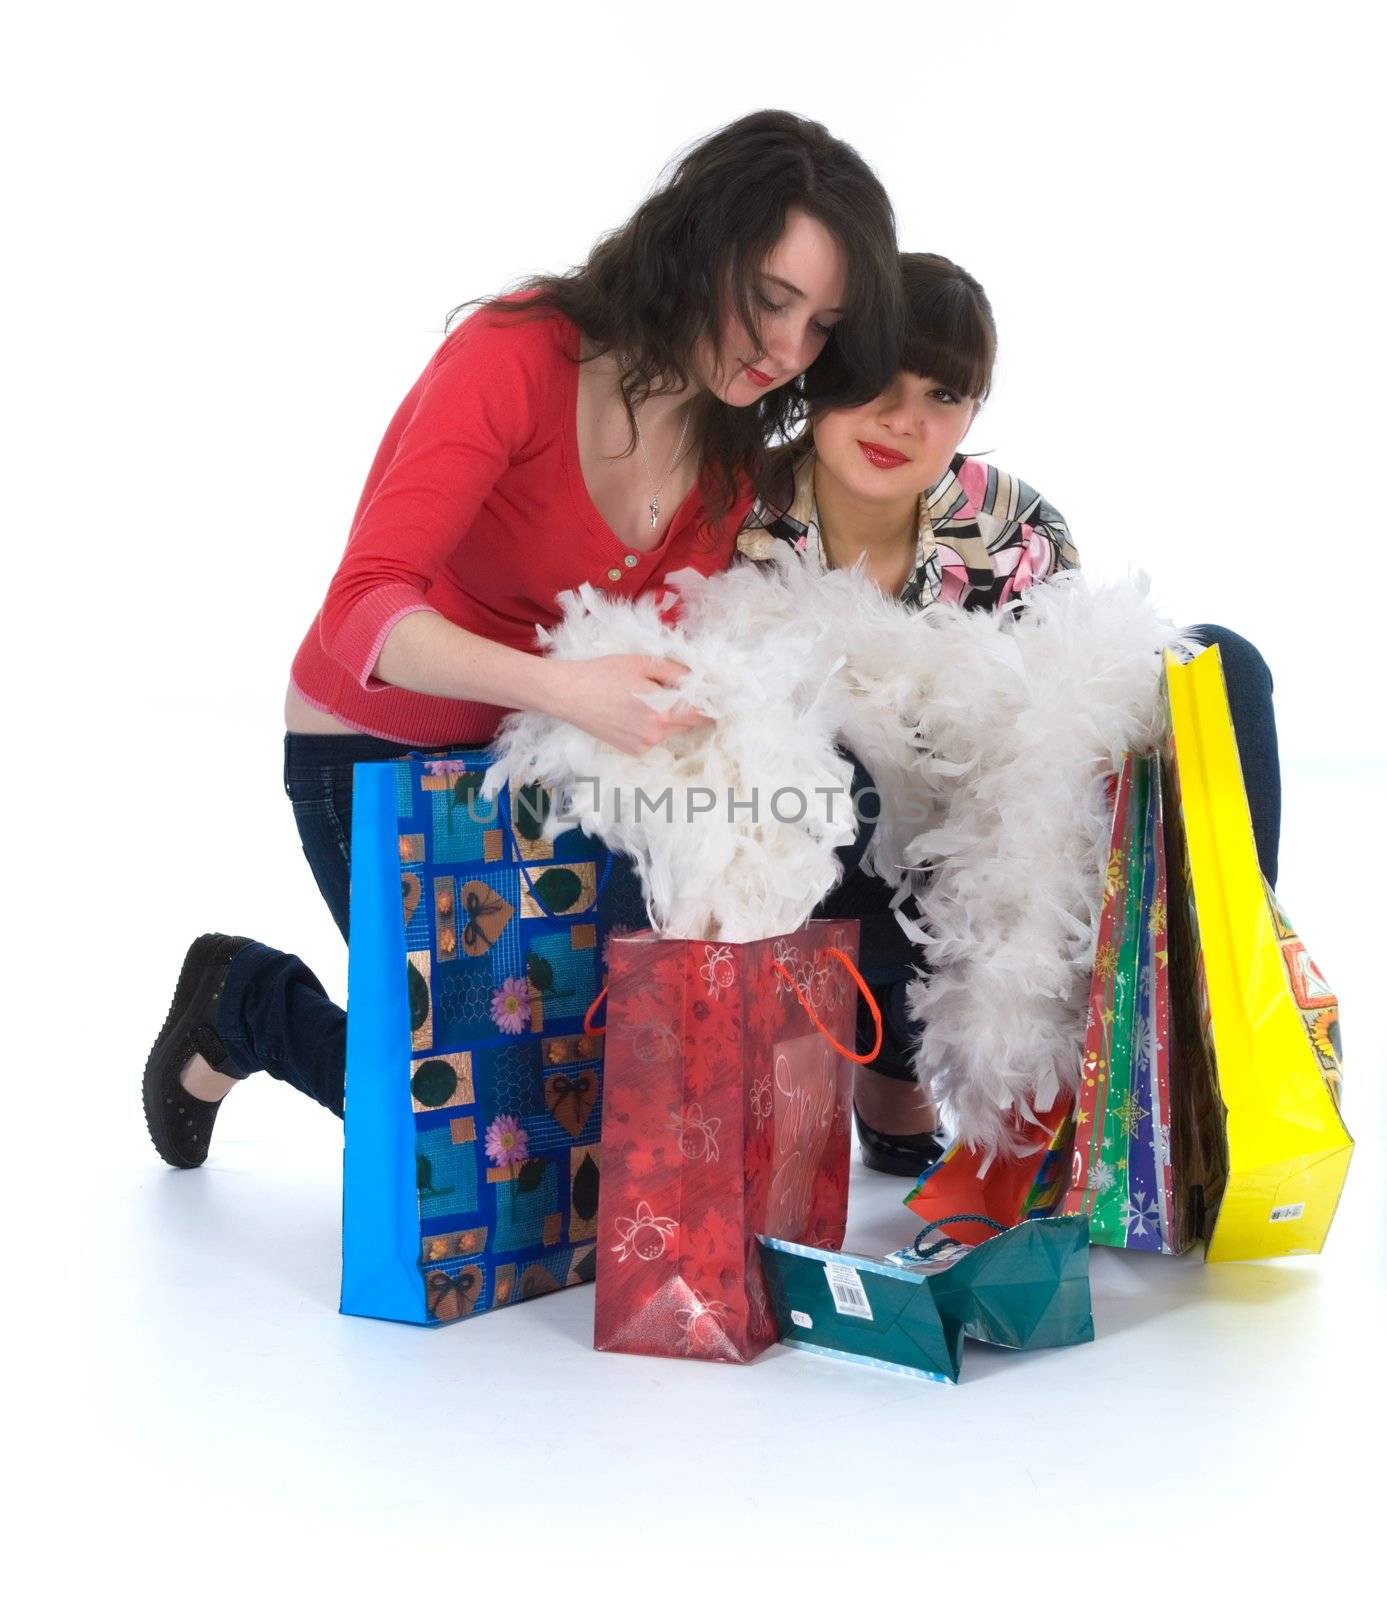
[341,751,645,1326]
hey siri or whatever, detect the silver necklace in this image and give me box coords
[632,401,692,530]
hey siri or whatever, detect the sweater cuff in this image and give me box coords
[326,583,439,692]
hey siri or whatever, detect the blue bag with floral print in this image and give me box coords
[341,751,645,1326]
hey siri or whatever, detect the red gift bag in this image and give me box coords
[591,920,880,1363]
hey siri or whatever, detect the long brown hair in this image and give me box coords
[452,110,905,517]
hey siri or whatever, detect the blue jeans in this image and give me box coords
[216,624,1280,1107]
[1190,624,1281,889]
[214,733,419,1114]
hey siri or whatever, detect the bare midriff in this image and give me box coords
[283,682,360,735]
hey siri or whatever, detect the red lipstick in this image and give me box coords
[743,363,775,388]
[857,439,909,468]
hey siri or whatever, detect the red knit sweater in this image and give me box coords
[291,303,753,746]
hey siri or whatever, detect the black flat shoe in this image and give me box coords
[143,933,251,1169]
[853,1105,945,1179]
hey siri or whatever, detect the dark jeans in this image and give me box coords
[215,624,1280,1107]
[214,733,425,1114]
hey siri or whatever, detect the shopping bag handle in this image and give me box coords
[910,1214,1007,1260]
[402,753,615,918]
[496,784,615,919]
[773,948,882,1065]
[584,986,609,1038]
[581,938,674,1037]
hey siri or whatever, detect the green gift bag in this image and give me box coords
[756,1214,1093,1384]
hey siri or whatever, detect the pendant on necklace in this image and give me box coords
[648,497,660,530]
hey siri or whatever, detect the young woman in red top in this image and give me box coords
[144,110,906,1167]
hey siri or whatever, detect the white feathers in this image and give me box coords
[482,563,860,942]
[483,555,1186,1159]
[892,573,1190,1162]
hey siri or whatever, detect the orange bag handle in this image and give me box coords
[586,946,883,1059]
[584,987,609,1037]
[774,948,882,1065]
[583,940,671,1037]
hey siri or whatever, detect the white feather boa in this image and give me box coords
[482,567,861,942]
[892,573,1190,1160]
[483,552,1188,1157]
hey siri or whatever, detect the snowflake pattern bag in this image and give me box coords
[1053,751,1188,1251]
[341,752,648,1326]
[593,921,876,1363]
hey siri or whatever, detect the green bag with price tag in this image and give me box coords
[756,1213,1093,1384]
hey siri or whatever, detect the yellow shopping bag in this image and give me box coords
[1163,647,1351,1262]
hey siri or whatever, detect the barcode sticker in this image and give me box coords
[824,1262,873,1320]
[789,1309,813,1330]
[1270,1202,1306,1223]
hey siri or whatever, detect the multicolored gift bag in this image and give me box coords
[593,921,874,1363]
[342,751,643,1326]
[1053,750,1188,1252]
[1161,646,1350,1261]
[910,645,1352,1264]
[902,1102,1071,1249]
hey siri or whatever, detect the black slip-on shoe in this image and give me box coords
[853,977,944,1177]
[143,933,252,1169]
[852,1105,945,1179]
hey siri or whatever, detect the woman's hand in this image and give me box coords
[553,654,712,755]
[370,614,710,752]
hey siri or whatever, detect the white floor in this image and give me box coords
[17,760,1385,1589]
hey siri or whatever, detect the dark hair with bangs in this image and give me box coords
[898,252,997,402]
[452,110,905,516]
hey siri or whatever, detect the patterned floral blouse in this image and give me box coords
[736,444,1080,612]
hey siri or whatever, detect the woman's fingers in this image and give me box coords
[613,710,710,756]
[633,655,713,741]
[561,654,712,752]
[640,655,692,687]
[642,657,713,722]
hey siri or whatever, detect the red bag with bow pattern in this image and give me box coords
[591,920,879,1362]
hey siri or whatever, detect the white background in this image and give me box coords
[8,1,1384,1589]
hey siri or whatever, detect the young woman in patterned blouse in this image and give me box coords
[738,253,1077,612]
[739,253,1281,1174]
